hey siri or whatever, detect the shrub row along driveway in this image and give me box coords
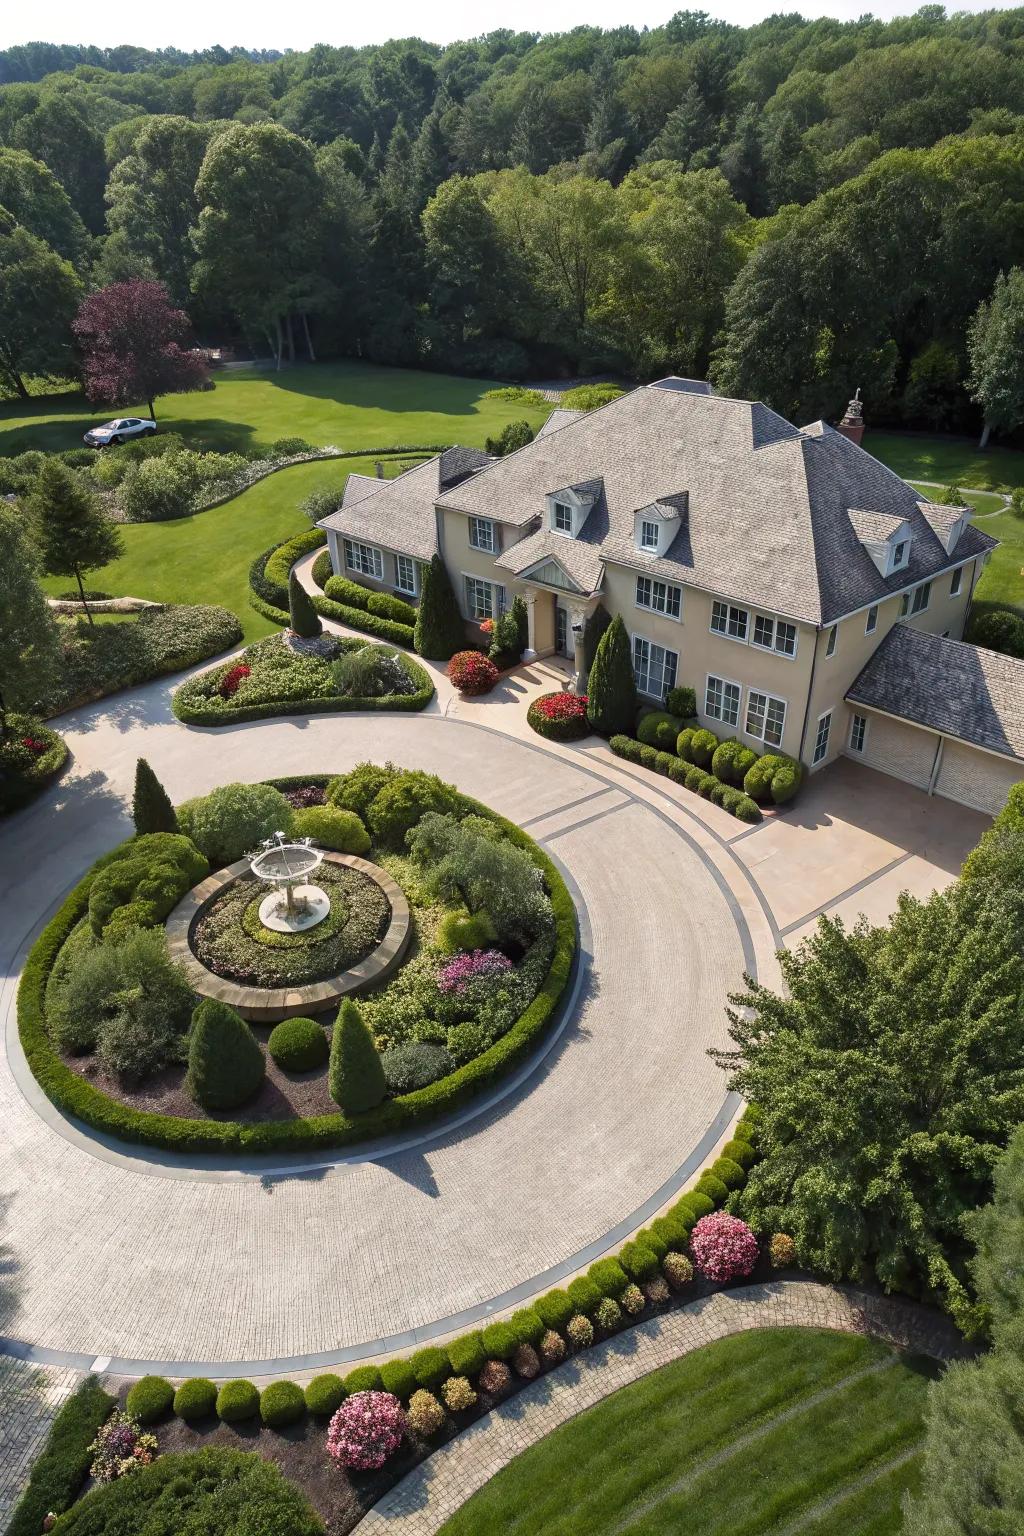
[0,677,765,1371]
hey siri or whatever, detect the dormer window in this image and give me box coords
[640,520,660,552]
[553,501,573,535]
[847,509,913,578]
[546,481,601,539]
[891,539,909,573]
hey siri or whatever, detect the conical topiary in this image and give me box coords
[187,998,265,1110]
[586,613,638,735]
[132,757,178,835]
[288,570,322,638]
[329,999,386,1114]
[414,554,466,660]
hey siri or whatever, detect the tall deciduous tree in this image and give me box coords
[0,503,61,738]
[967,267,1024,448]
[30,459,122,625]
[0,209,82,398]
[72,280,209,422]
[0,146,89,267]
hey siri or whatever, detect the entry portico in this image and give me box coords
[495,550,597,674]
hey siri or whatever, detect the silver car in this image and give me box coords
[83,416,157,447]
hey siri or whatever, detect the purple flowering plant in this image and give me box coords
[437,948,513,994]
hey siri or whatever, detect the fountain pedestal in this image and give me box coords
[258,883,331,933]
[250,833,330,934]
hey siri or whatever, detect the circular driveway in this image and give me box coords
[0,676,764,1373]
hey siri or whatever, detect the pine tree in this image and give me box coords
[586,613,638,735]
[329,998,386,1113]
[414,554,466,660]
[582,603,612,676]
[510,593,529,656]
[30,458,122,626]
[288,569,322,638]
[132,757,178,835]
[186,998,265,1111]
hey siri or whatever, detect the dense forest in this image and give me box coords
[4,9,1024,429]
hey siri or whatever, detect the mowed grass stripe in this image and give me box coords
[776,1446,921,1536]
[791,1447,924,1536]
[439,1330,902,1536]
[604,1355,900,1536]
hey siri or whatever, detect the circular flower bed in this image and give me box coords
[192,863,389,988]
[327,1391,406,1470]
[690,1212,759,1282]
[0,715,68,815]
[449,650,498,695]
[527,691,590,742]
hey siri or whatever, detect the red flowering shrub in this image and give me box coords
[527,691,590,741]
[219,663,251,699]
[478,618,494,637]
[20,736,48,755]
[449,651,498,695]
[326,1391,406,1470]
[690,1212,759,1283]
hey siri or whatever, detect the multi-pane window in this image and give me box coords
[633,636,677,698]
[469,516,495,552]
[705,674,741,727]
[395,554,417,596]
[635,575,681,619]
[950,567,964,597]
[892,540,909,570]
[865,605,878,634]
[710,600,748,641]
[910,581,931,614]
[812,711,832,765]
[752,613,797,657]
[464,575,502,620]
[344,540,383,580]
[824,625,838,657]
[553,501,573,534]
[640,520,660,551]
[849,713,867,753]
[746,690,787,747]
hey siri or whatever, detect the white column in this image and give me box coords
[522,591,538,662]
[568,603,589,691]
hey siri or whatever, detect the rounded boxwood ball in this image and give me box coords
[173,1377,217,1420]
[126,1375,173,1425]
[260,1380,306,1428]
[304,1373,346,1417]
[216,1378,260,1422]
[268,1017,329,1073]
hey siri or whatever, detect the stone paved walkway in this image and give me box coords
[359,1280,970,1536]
[0,1360,82,1532]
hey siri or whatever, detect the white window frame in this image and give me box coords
[552,501,573,536]
[635,574,682,621]
[950,567,964,597]
[344,539,383,580]
[395,554,417,597]
[710,600,749,643]
[751,612,798,659]
[824,624,838,658]
[705,672,741,728]
[865,605,878,635]
[812,710,832,766]
[745,688,787,748]
[890,539,909,573]
[469,516,496,553]
[910,581,931,615]
[463,573,504,621]
[640,519,660,552]
[849,712,868,753]
[632,633,678,700]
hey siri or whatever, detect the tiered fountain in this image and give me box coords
[249,831,330,933]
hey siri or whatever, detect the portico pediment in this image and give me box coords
[519,557,587,594]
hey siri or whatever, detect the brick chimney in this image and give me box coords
[836,388,865,446]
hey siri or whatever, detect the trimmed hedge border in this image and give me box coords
[6,1376,116,1536]
[18,776,576,1156]
[249,532,417,649]
[0,717,69,816]
[172,648,434,726]
[609,736,763,823]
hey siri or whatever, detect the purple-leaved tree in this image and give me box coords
[72,279,209,422]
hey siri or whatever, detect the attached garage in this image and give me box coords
[846,625,1024,818]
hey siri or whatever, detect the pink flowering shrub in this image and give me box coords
[326,1391,406,1471]
[690,1212,759,1283]
[437,948,513,994]
[87,1412,157,1482]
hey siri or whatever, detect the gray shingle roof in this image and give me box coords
[847,626,1024,762]
[316,456,441,562]
[536,408,585,439]
[340,473,382,508]
[438,446,492,492]
[494,526,604,592]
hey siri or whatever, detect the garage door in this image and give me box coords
[935,739,1023,816]
[855,713,937,791]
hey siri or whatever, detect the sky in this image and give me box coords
[1,0,1019,53]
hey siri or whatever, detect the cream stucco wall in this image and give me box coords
[325,530,421,602]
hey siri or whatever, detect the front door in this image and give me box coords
[555,605,570,657]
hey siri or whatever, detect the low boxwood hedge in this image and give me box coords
[343,1365,382,1395]
[268,1017,329,1072]
[304,1373,346,1416]
[609,736,763,823]
[6,1376,115,1536]
[173,1378,217,1420]
[260,1381,306,1428]
[173,647,434,726]
[249,532,416,649]
[126,1375,174,1425]
[216,1379,260,1422]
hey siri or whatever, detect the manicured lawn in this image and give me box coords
[0,360,551,457]
[907,481,1006,516]
[438,1328,935,1536]
[41,456,422,643]
[966,506,1024,615]
[867,430,1024,493]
